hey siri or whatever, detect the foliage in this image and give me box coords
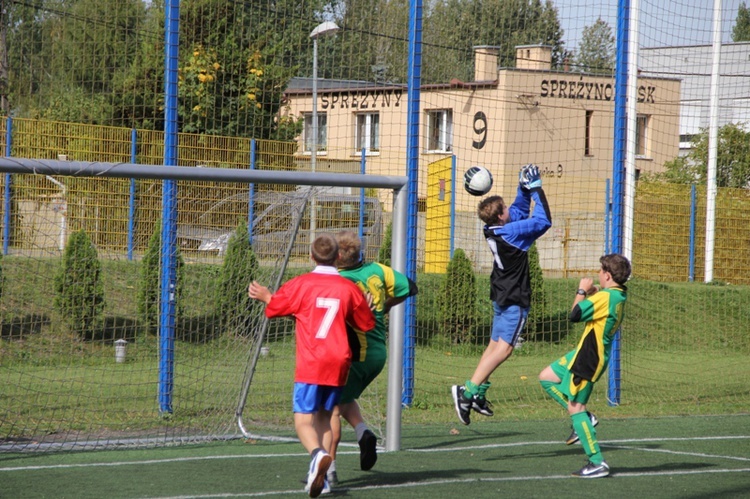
[440,248,477,344]
[215,221,261,336]
[53,230,105,338]
[733,2,750,42]
[526,243,547,333]
[574,18,615,74]
[422,0,568,84]
[378,220,392,266]
[137,222,185,334]
[656,123,750,188]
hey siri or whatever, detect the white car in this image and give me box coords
[177,188,384,261]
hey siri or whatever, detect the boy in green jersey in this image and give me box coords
[538,253,631,478]
[324,230,418,485]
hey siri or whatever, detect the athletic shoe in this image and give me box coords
[359,429,378,471]
[326,470,338,487]
[451,385,472,425]
[565,411,599,445]
[572,460,610,478]
[305,479,331,495]
[306,450,332,498]
[471,397,494,417]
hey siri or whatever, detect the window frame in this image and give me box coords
[426,109,453,153]
[303,112,328,154]
[355,112,380,154]
[635,114,649,157]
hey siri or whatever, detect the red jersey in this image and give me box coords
[264,266,375,386]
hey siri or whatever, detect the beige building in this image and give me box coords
[282,45,681,274]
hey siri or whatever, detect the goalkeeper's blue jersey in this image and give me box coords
[483,186,551,308]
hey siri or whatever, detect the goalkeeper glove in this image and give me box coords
[520,164,542,190]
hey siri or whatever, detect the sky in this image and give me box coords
[554,0,746,52]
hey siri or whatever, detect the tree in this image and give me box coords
[658,123,750,188]
[440,248,477,344]
[525,243,547,334]
[137,222,186,335]
[54,229,105,338]
[733,2,750,42]
[574,18,615,74]
[215,221,261,337]
[422,0,567,84]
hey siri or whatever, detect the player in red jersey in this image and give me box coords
[248,233,375,498]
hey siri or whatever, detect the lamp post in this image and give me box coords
[309,21,339,240]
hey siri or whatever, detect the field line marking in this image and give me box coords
[604,443,750,462]
[1,435,748,472]
[140,468,750,499]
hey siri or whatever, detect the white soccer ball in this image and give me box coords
[464,166,493,196]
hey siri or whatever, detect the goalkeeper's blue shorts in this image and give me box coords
[491,302,528,347]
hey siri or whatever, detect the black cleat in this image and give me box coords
[451,385,472,425]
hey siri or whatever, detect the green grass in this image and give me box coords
[1,255,749,444]
[2,415,749,498]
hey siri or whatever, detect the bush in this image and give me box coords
[215,221,262,336]
[137,222,185,335]
[54,229,105,338]
[378,220,392,265]
[526,243,547,333]
[440,248,477,343]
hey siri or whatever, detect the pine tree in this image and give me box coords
[733,3,750,42]
[440,248,477,344]
[54,229,105,338]
[526,243,547,335]
[215,221,260,337]
[574,18,615,74]
[137,222,185,335]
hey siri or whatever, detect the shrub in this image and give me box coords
[440,248,477,344]
[526,242,548,334]
[54,229,105,338]
[378,220,392,265]
[137,222,185,334]
[215,221,261,336]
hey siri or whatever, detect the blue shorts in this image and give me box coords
[491,303,528,346]
[292,383,343,414]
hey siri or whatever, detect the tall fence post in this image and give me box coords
[128,128,137,261]
[3,116,11,256]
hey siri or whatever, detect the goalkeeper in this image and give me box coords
[538,253,630,478]
[323,230,418,485]
[451,164,551,425]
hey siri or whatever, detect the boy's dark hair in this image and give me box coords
[335,230,361,269]
[600,253,631,285]
[477,195,505,225]
[311,233,339,266]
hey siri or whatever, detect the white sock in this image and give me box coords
[328,460,336,473]
[355,422,368,442]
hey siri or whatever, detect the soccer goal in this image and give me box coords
[0,157,407,452]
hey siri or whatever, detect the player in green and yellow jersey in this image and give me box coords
[323,230,418,486]
[539,253,631,478]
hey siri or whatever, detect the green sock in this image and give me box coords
[571,411,603,464]
[476,382,491,401]
[464,380,479,399]
[540,380,569,410]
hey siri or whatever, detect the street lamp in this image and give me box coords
[309,21,339,240]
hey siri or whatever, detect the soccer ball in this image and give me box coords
[464,166,493,196]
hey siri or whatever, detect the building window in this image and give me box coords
[427,110,453,152]
[303,113,327,153]
[356,112,380,152]
[585,110,593,156]
[636,115,649,157]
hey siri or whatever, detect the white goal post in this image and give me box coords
[0,157,409,452]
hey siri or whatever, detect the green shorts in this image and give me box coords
[340,351,386,404]
[549,350,594,405]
